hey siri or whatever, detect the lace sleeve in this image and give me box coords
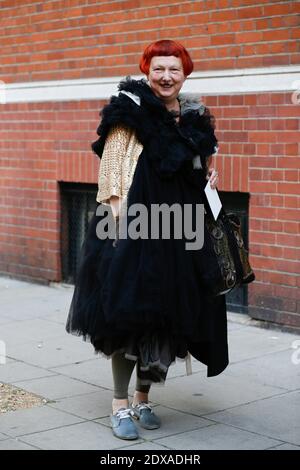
[96,124,143,204]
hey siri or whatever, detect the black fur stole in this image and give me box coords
[91,76,217,178]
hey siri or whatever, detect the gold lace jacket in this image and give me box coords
[96,124,143,206]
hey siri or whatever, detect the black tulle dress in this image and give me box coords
[66,77,229,385]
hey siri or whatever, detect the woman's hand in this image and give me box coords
[109,196,123,248]
[206,167,219,189]
[109,195,123,219]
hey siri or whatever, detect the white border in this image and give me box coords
[3,65,300,103]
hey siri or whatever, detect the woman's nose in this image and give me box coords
[162,70,172,81]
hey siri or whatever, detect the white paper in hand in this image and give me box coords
[204,181,222,220]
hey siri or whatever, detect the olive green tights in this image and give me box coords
[112,352,151,399]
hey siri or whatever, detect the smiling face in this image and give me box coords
[147,55,186,103]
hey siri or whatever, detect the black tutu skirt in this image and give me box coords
[66,150,229,385]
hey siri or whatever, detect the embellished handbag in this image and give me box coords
[201,207,255,296]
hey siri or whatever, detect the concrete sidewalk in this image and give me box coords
[0,276,299,450]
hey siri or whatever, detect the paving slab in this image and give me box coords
[51,357,113,389]
[0,361,55,384]
[7,334,96,368]
[119,441,172,450]
[272,443,300,450]
[156,423,282,450]
[0,361,56,384]
[13,374,100,400]
[0,279,73,321]
[47,389,113,420]
[0,438,38,450]
[222,347,300,391]
[203,390,300,446]
[0,318,66,346]
[0,404,83,437]
[20,421,138,450]
[148,371,284,416]
[228,326,295,364]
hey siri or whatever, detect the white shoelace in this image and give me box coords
[133,402,153,412]
[115,408,132,420]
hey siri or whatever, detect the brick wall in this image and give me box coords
[0,0,299,328]
[205,92,300,328]
[0,100,102,281]
[1,0,299,83]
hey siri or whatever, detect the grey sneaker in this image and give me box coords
[130,402,161,430]
[110,407,139,440]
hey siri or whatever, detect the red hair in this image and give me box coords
[139,39,194,76]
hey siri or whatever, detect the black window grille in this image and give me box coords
[60,183,98,284]
[219,191,251,314]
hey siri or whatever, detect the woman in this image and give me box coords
[66,39,228,441]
